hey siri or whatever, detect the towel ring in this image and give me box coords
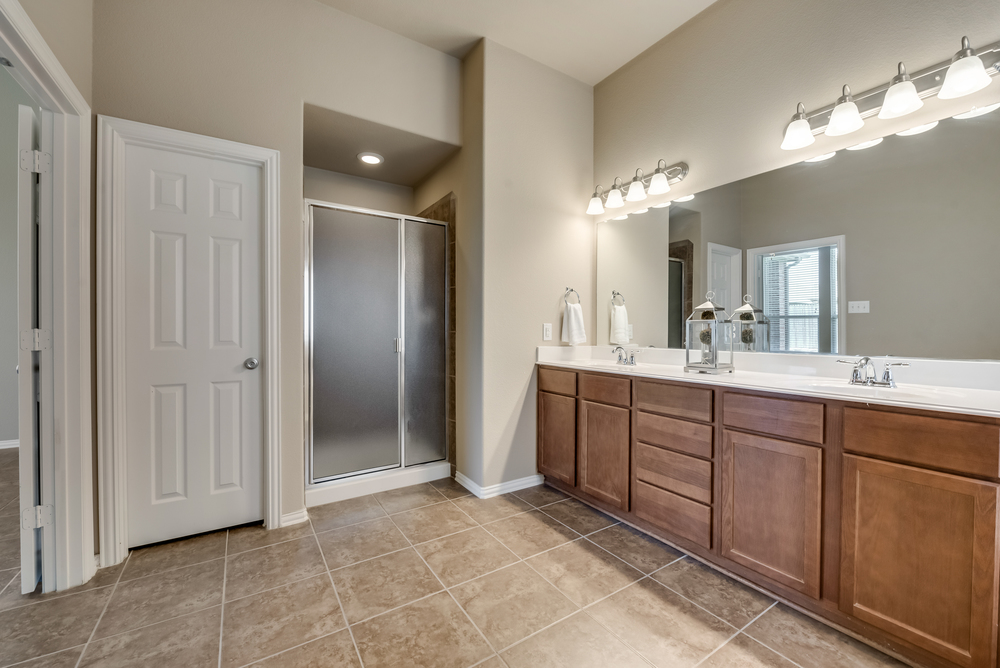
[564,287,581,305]
[612,290,626,306]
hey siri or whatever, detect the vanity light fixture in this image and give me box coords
[626,169,647,202]
[647,160,672,195]
[825,85,864,136]
[938,37,993,100]
[804,152,836,163]
[586,160,688,213]
[612,214,629,220]
[652,202,671,208]
[605,178,625,209]
[953,102,1000,119]
[358,152,383,165]
[878,63,923,119]
[896,121,938,136]
[780,103,816,150]
[846,137,883,151]
[674,194,695,203]
[587,186,605,215]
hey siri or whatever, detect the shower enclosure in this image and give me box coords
[305,201,448,484]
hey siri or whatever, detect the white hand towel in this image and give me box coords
[561,303,587,346]
[610,304,630,344]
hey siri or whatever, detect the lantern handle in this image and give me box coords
[706,290,716,301]
[744,294,753,304]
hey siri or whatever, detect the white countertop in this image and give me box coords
[537,347,1000,420]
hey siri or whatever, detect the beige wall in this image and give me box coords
[92,0,461,515]
[20,0,93,104]
[303,167,414,215]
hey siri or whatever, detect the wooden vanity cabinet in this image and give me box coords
[537,368,578,486]
[578,399,630,510]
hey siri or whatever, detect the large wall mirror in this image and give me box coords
[596,110,1000,360]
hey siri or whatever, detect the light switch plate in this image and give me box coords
[848,301,870,314]
[542,323,552,341]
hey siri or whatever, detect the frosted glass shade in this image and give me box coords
[781,118,815,150]
[939,55,992,100]
[605,187,624,208]
[626,178,646,202]
[648,171,671,195]
[878,80,923,119]
[825,100,864,136]
[586,195,604,215]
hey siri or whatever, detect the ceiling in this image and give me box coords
[314,0,718,85]
[303,104,460,187]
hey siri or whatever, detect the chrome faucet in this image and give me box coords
[837,356,909,387]
[612,346,640,366]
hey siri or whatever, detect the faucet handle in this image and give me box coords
[836,359,859,366]
[881,360,909,387]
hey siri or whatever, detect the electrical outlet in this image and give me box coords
[848,301,870,314]
[627,324,634,339]
[542,323,552,341]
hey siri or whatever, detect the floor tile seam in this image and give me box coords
[119,554,226,584]
[74,551,131,668]
[490,607,594,657]
[374,485,450,516]
[531,528,647,580]
[326,544,414,573]
[468,654,507,668]
[0,574,122,615]
[72,603,226,654]
[475,506,568,530]
[639,572,744,633]
[345,588,444,628]
[385,496,454,518]
[2,643,86,668]
[235,627,353,668]
[217,530,229,668]
[223,569,331,606]
[508,491,568,510]
[226,531,317,558]
[690,600,786,668]
[0,568,17,600]
[577,607,659,668]
[390,517,483,547]
[309,518,366,668]
[734,627,809,668]
[311,513,393,537]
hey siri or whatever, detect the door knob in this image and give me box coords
[244,358,260,370]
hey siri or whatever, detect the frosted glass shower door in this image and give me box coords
[311,207,400,481]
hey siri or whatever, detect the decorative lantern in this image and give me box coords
[684,292,734,374]
[731,294,770,352]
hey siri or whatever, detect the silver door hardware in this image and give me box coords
[244,358,259,370]
[22,505,53,530]
[19,329,51,351]
[394,338,402,353]
[19,149,50,174]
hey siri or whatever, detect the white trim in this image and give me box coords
[280,509,310,527]
[97,115,281,566]
[0,0,95,592]
[305,461,451,507]
[706,242,743,314]
[0,440,17,450]
[455,472,544,500]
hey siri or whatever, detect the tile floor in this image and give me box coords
[0,478,910,668]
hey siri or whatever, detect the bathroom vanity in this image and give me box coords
[535,356,1000,668]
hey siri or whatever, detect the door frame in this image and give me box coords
[706,242,743,314]
[97,115,282,566]
[0,0,94,592]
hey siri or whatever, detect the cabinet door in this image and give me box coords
[579,400,630,510]
[720,430,823,598]
[537,391,576,485]
[841,455,999,668]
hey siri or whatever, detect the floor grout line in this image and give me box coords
[217,530,229,668]
[309,517,366,668]
[690,600,781,668]
[3,643,87,668]
[0,568,20,600]
[73,551,131,668]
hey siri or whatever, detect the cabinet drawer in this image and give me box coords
[636,412,713,459]
[579,373,631,407]
[635,443,712,505]
[636,380,713,422]
[538,367,576,396]
[723,393,824,444]
[844,408,1000,479]
[633,480,711,548]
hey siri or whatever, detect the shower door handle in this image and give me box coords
[394,338,402,353]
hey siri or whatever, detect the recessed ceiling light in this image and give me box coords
[896,121,938,136]
[953,102,1000,119]
[358,152,383,165]
[673,194,695,202]
[846,137,884,151]
[633,208,649,214]
[652,202,671,208]
[612,214,629,220]
[804,152,836,163]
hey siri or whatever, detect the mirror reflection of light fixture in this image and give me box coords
[605,177,625,208]
[648,159,672,194]
[878,63,923,119]
[846,137,883,151]
[626,169,647,202]
[674,194,695,202]
[896,121,938,136]
[939,37,993,100]
[953,102,1000,119]
[780,103,815,150]
[825,85,864,136]
[612,214,629,220]
[633,208,649,214]
[804,151,836,163]
[652,202,671,208]
[587,186,605,215]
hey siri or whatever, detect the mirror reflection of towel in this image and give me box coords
[610,304,629,344]
[561,303,587,346]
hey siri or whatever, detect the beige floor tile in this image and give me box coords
[224,536,326,601]
[541,499,617,535]
[391,501,478,543]
[429,477,472,500]
[0,512,19,540]
[512,484,569,508]
[374,483,446,514]
[745,604,906,667]
[586,523,683,573]
[331,548,442,623]
[0,536,19,570]
[484,510,579,558]
[18,646,85,667]
[588,579,735,667]
[95,559,224,638]
[701,633,798,668]
[452,493,533,524]
[221,574,345,668]
[415,527,519,587]
[122,531,228,581]
[0,562,124,613]
[0,485,18,512]
[80,606,221,668]
[252,628,360,667]
[501,612,648,668]
[473,657,506,668]
[0,586,111,665]
[316,517,410,569]
[352,591,492,668]
[451,562,577,650]
[227,521,314,555]
[652,558,774,627]
[309,495,386,534]
[0,496,18,517]
[527,539,642,606]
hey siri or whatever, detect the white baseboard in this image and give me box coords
[455,472,544,499]
[0,440,18,450]
[280,508,310,528]
[305,461,452,508]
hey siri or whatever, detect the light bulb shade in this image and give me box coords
[605,187,624,208]
[586,195,604,215]
[781,118,815,150]
[939,54,992,99]
[826,100,864,136]
[878,80,922,119]
[626,178,646,202]
[648,171,671,195]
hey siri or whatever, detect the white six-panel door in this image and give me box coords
[122,141,263,547]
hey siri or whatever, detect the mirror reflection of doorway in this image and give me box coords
[668,258,685,348]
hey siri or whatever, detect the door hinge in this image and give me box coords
[20,329,52,351]
[19,149,51,174]
[21,505,54,530]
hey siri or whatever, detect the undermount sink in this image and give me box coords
[802,380,963,402]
